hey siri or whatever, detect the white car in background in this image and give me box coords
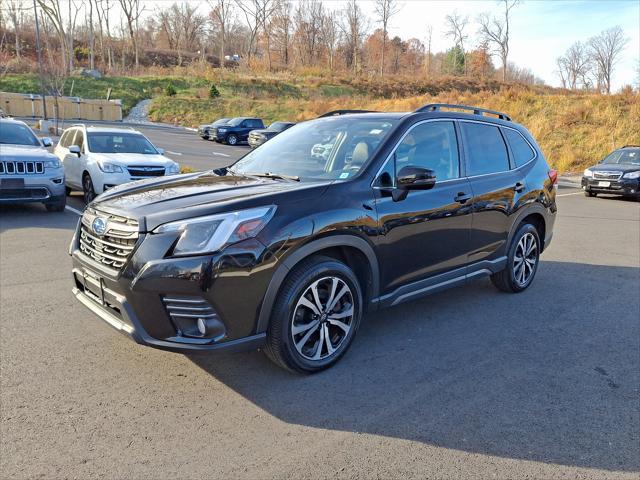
[54,125,180,203]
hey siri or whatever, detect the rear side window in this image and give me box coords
[73,130,85,150]
[503,128,535,167]
[461,122,509,176]
[60,129,74,148]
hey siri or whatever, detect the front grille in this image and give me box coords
[0,161,44,175]
[593,171,622,180]
[127,166,165,178]
[0,187,49,200]
[79,207,139,270]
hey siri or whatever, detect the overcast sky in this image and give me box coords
[120,0,640,90]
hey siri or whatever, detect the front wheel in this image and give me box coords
[491,223,541,293]
[264,256,363,373]
[226,134,238,146]
[83,173,96,204]
[585,190,597,197]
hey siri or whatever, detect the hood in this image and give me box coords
[589,163,640,173]
[93,170,330,231]
[90,152,175,167]
[250,129,277,137]
[0,144,58,162]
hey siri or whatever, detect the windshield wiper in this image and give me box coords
[246,172,300,182]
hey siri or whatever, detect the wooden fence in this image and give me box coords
[0,92,122,121]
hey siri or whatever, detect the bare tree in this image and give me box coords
[320,8,340,73]
[556,42,591,90]
[374,0,400,77]
[37,0,80,74]
[445,11,469,75]
[294,0,323,67]
[235,0,276,64]
[424,24,433,77]
[588,26,629,94]
[6,0,27,59]
[94,0,114,69]
[478,0,519,81]
[118,0,144,67]
[209,0,235,68]
[157,3,207,66]
[272,0,292,66]
[341,0,368,75]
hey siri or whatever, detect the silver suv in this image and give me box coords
[0,118,66,212]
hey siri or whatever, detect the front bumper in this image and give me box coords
[0,171,65,203]
[581,176,639,196]
[69,219,275,353]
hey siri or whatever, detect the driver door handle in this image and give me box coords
[454,192,472,204]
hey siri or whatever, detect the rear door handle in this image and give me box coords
[514,182,525,193]
[454,192,472,204]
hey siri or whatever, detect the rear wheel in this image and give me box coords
[226,134,238,146]
[82,173,96,204]
[491,223,541,293]
[264,256,362,373]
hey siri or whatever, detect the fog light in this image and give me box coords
[197,318,207,336]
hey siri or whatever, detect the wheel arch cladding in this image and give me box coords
[255,235,380,333]
[508,207,547,252]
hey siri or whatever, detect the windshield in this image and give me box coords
[230,116,399,181]
[269,122,291,132]
[226,118,245,127]
[0,122,40,146]
[87,132,158,154]
[602,148,640,165]
[213,118,230,126]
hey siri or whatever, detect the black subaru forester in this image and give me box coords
[70,104,557,373]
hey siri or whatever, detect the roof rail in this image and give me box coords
[621,144,640,148]
[415,103,512,122]
[317,109,376,118]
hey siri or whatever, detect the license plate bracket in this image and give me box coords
[0,178,25,189]
[82,269,105,305]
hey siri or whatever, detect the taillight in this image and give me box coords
[548,169,558,185]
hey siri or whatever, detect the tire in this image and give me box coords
[226,134,238,146]
[45,195,66,212]
[490,223,541,293]
[65,186,72,196]
[585,190,597,197]
[82,173,96,204]
[264,256,363,374]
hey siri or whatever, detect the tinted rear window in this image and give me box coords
[461,122,510,176]
[504,128,535,167]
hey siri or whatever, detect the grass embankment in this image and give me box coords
[0,74,207,114]
[2,72,637,172]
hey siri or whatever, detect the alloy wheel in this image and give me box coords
[291,276,354,361]
[513,232,538,287]
[83,175,95,204]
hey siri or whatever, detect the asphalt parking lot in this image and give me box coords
[1,131,639,478]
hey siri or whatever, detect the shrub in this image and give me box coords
[164,82,177,96]
[209,83,221,98]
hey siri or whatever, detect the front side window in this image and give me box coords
[461,122,510,176]
[393,121,460,181]
[0,122,40,146]
[59,129,73,148]
[87,133,158,154]
[231,116,399,182]
[503,128,535,167]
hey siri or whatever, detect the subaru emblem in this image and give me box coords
[92,217,107,236]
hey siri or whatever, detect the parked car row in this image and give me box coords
[199,116,295,147]
[0,118,180,210]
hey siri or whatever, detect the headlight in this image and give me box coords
[43,159,61,168]
[622,171,640,179]
[167,163,180,174]
[154,206,276,256]
[583,169,593,178]
[98,162,123,173]
[218,128,227,133]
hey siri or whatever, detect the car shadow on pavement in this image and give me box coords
[188,260,639,473]
[0,203,79,234]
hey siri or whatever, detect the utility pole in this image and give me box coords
[32,0,48,119]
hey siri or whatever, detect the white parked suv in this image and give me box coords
[54,125,180,203]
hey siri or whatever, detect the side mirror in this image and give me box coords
[392,166,436,201]
[69,145,81,157]
[41,137,53,147]
[156,147,165,155]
